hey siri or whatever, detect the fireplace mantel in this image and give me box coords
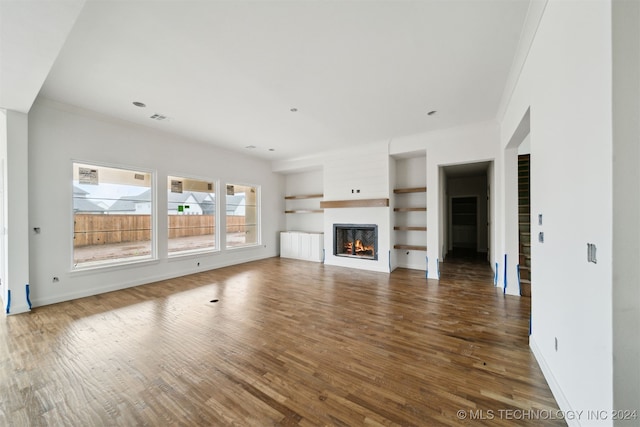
[320,198,389,209]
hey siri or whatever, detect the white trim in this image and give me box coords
[530,335,580,427]
[70,160,158,271]
[33,254,275,308]
[166,173,218,256]
[224,182,261,249]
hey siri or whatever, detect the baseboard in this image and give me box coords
[6,302,31,315]
[395,262,427,271]
[530,335,580,427]
[31,253,274,308]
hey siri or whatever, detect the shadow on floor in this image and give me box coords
[440,248,494,282]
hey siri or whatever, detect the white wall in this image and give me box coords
[0,111,5,311]
[28,98,284,308]
[322,141,391,272]
[500,1,614,423]
[612,0,640,422]
[1,110,30,314]
[323,141,390,200]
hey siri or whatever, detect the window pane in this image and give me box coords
[225,184,259,248]
[168,176,216,255]
[73,163,153,268]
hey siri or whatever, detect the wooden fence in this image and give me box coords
[74,214,245,247]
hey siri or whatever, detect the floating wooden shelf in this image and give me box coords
[284,194,323,200]
[394,207,427,212]
[320,198,389,209]
[393,187,427,194]
[394,244,427,251]
[394,226,427,231]
[285,209,324,214]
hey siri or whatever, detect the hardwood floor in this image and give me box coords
[0,258,563,426]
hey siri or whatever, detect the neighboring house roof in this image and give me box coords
[168,191,192,204]
[73,186,105,213]
[109,189,152,213]
[73,198,106,213]
[226,194,245,215]
[168,191,216,214]
[192,192,215,215]
[73,186,90,197]
[99,189,242,214]
[192,192,214,205]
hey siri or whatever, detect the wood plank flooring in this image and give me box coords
[0,257,563,426]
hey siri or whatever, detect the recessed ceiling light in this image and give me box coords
[269,148,275,151]
[150,113,167,121]
[427,110,437,116]
[133,101,146,108]
[290,108,298,112]
[245,145,256,149]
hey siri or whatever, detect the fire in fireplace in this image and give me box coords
[333,224,378,260]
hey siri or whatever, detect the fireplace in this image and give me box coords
[333,224,378,260]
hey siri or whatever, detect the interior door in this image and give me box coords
[451,196,477,250]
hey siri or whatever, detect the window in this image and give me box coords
[168,176,216,255]
[225,183,259,248]
[72,162,153,268]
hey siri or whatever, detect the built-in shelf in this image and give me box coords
[320,198,389,209]
[284,194,323,200]
[285,193,324,214]
[394,207,427,212]
[393,187,427,194]
[394,226,427,231]
[393,186,427,253]
[394,244,427,251]
[285,209,324,214]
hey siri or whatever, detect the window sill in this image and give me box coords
[168,248,219,261]
[70,257,160,275]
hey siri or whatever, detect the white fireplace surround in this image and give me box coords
[323,207,391,273]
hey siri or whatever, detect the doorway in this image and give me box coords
[441,162,490,262]
[451,196,478,255]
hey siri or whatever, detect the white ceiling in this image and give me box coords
[3,0,531,161]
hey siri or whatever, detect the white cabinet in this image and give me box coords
[280,231,324,262]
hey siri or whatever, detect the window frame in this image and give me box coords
[166,174,219,258]
[224,182,261,250]
[71,160,157,271]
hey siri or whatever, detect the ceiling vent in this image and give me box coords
[150,113,167,121]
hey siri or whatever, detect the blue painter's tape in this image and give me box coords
[516,265,521,295]
[529,313,532,336]
[503,254,507,294]
[436,258,440,279]
[322,248,325,263]
[494,262,499,285]
[388,250,391,271]
[425,256,428,279]
[5,290,10,314]
[26,284,32,310]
